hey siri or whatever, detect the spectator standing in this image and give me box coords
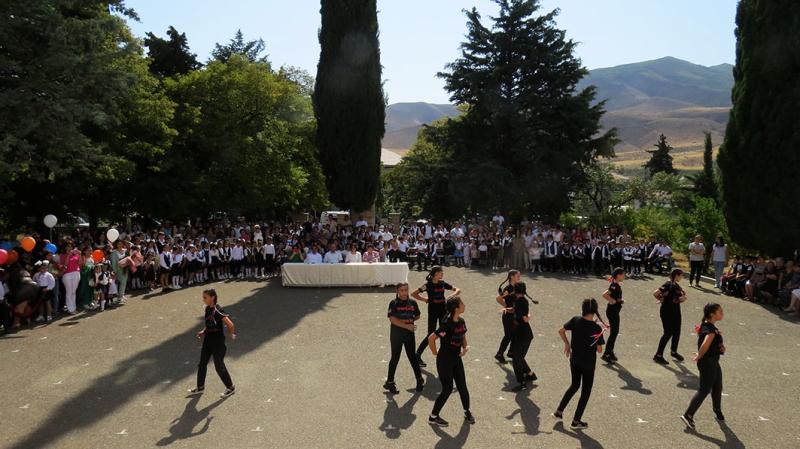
[688,235,706,287]
[711,237,729,288]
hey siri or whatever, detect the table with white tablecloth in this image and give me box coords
[280,262,409,287]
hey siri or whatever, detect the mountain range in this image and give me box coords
[383,56,734,166]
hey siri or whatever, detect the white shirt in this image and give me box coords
[345,251,362,263]
[688,242,706,262]
[323,251,342,264]
[262,243,275,256]
[355,219,368,228]
[304,252,323,264]
[712,244,727,262]
[231,246,244,260]
[34,271,56,290]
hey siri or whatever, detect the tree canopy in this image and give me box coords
[644,134,677,178]
[719,0,800,256]
[144,26,201,77]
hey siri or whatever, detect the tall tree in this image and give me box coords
[144,26,200,77]
[211,29,269,65]
[719,0,800,256]
[692,131,717,200]
[313,0,385,212]
[434,0,616,220]
[644,134,676,177]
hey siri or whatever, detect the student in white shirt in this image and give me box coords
[33,261,56,322]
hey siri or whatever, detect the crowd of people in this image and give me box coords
[0,212,796,331]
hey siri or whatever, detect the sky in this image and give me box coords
[124,0,738,104]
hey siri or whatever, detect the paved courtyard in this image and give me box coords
[1,268,798,449]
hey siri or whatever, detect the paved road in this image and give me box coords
[1,268,798,449]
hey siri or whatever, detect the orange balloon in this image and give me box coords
[7,249,18,265]
[92,249,105,263]
[21,236,35,252]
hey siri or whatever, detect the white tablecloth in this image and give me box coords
[281,262,409,287]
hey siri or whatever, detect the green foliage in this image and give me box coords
[211,29,270,65]
[422,0,616,220]
[691,132,718,201]
[144,26,201,77]
[313,0,385,212]
[643,134,677,177]
[678,196,727,251]
[719,0,800,256]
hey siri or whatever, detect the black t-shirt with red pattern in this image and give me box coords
[436,317,467,357]
[387,298,420,332]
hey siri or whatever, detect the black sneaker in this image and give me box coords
[680,413,695,429]
[570,420,588,429]
[552,410,563,420]
[671,352,685,362]
[415,378,425,393]
[653,355,669,365]
[610,353,619,362]
[494,353,507,364]
[714,409,725,421]
[506,352,514,359]
[511,383,528,392]
[601,353,614,364]
[383,381,399,394]
[417,355,427,368]
[428,415,449,427]
[526,372,538,382]
[464,410,475,424]
[220,386,235,398]
[187,387,204,396]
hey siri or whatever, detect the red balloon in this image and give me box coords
[0,249,7,265]
[7,250,18,265]
[21,236,35,252]
[91,249,105,263]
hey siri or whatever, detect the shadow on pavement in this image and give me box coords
[379,392,420,439]
[156,395,228,446]
[553,421,604,449]
[683,421,746,449]
[661,361,699,390]
[602,363,653,395]
[8,280,344,449]
[432,419,471,449]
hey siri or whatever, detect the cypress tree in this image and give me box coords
[144,26,200,77]
[692,131,717,200]
[313,0,385,212]
[719,0,800,255]
[644,134,677,177]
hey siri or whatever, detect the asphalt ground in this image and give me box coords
[1,267,798,449]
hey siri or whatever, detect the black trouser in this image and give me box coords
[685,358,722,416]
[197,335,234,389]
[604,304,621,356]
[416,254,429,271]
[557,361,596,421]
[387,326,422,383]
[656,309,681,356]
[511,325,533,383]
[496,313,514,356]
[432,354,470,416]
[416,310,443,357]
[689,260,703,284]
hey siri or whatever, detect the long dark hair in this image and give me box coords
[444,296,462,322]
[582,298,606,327]
[611,267,625,280]
[669,268,684,281]
[498,269,520,295]
[395,282,409,300]
[426,266,443,283]
[702,302,721,324]
[203,288,218,304]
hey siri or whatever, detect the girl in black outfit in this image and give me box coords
[653,268,688,365]
[680,303,726,429]
[188,289,236,398]
[553,298,606,429]
[383,283,425,394]
[427,297,474,427]
[505,282,539,391]
[495,270,521,364]
[413,266,461,367]
[601,268,625,363]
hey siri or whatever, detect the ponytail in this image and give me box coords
[443,296,462,323]
[582,298,607,327]
[701,302,721,324]
[426,266,443,283]
[498,269,520,295]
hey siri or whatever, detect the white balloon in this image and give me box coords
[43,214,57,228]
[106,228,120,243]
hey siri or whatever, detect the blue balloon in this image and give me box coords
[0,242,12,251]
[44,243,57,254]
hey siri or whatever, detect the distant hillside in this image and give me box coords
[383,102,459,152]
[382,57,734,164]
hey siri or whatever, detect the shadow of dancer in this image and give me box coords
[662,361,699,390]
[431,419,471,449]
[603,363,652,395]
[156,396,228,446]
[553,420,604,449]
[379,392,421,439]
[498,362,546,436]
[683,421,746,449]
